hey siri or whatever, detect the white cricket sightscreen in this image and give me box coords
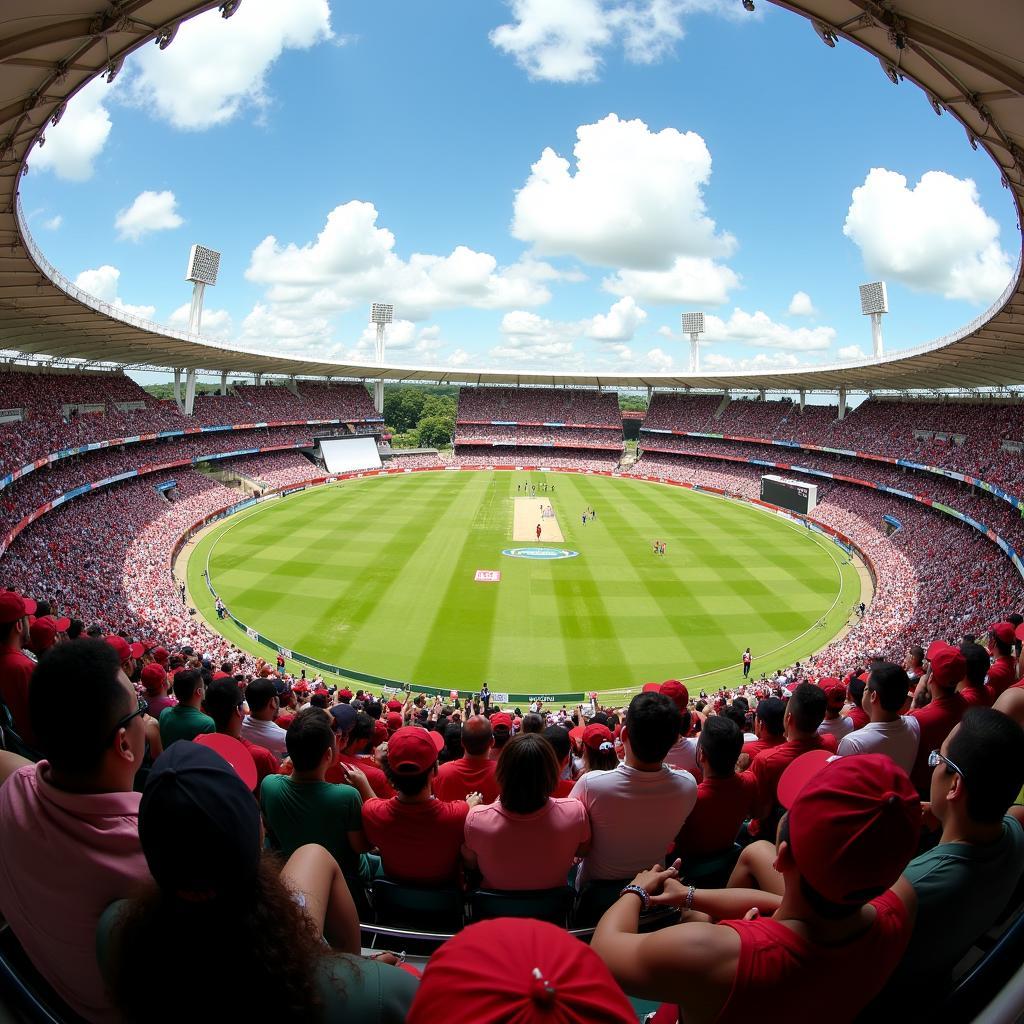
[320,436,382,474]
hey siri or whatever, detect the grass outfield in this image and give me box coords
[186,471,860,699]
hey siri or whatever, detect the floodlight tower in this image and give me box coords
[859,281,888,358]
[370,302,393,414]
[182,244,221,415]
[682,312,705,373]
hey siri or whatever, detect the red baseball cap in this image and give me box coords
[783,753,920,905]
[372,720,388,746]
[407,918,635,1024]
[490,712,513,730]
[141,663,168,691]
[990,621,1016,646]
[152,646,169,664]
[386,699,403,712]
[660,679,689,710]
[0,592,36,624]
[105,635,144,663]
[339,687,353,699]
[641,682,661,693]
[582,724,614,752]
[195,733,258,793]
[386,711,403,732]
[926,640,967,688]
[820,678,846,710]
[293,680,310,693]
[386,727,439,774]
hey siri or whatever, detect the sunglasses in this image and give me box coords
[105,696,149,745]
[928,748,965,780]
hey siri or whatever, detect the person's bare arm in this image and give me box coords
[651,875,782,919]
[144,716,163,760]
[281,843,361,954]
[995,687,1024,728]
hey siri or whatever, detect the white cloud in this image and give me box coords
[843,168,1014,304]
[787,290,815,317]
[585,296,646,340]
[646,347,674,370]
[513,113,735,270]
[702,308,835,351]
[125,0,332,130]
[115,190,184,241]
[837,344,866,360]
[238,302,334,354]
[74,265,156,319]
[168,303,234,339]
[490,0,742,83]
[42,215,62,231]
[245,200,556,322]
[31,77,114,181]
[448,348,472,367]
[703,351,806,372]
[604,256,739,305]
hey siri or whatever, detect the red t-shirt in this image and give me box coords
[748,735,826,833]
[674,773,759,861]
[985,656,1016,701]
[327,752,395,798]
[846,705,870,730]
[276,711,296,730]
[361,797,468,884]
[553,778,576,798]
[0,648,36,746]
[909,692,967,793]
[434,756,499,804]
[741,734,783,761]
[959,684,993,708]
[240,736,280,790]
[712,889,912,1024]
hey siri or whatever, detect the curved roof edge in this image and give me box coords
[1,0,1023,392]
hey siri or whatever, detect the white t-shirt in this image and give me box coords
[818,716,855,742]
[569,762,697,885]
[836,717,920,775]
[664,736,699,775]
[241,716,288,758]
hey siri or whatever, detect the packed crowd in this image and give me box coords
[2,617,1024,1022]
[454,448,622,471]
[455,424,624,448]
[457,386,622,428]
[216,451,323,491]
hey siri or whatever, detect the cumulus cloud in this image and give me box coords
[843,168,1014,304]
[787,290,815,317]
[490,0,742,83]
[168,302,234,339]
[837,344,866,360]
[703,351,806,372]
[115,190,184,241]
[32,77,114,181]
[245,200,557,322]
[585,296,646,340]
[238,302,335,354]
[513,114,735,272]
[604,256,739,305]
[125,0,333,130]
[646,347,674,370]
[74,265,156,319]
[658,307,836,351]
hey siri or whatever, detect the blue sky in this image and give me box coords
[22,0,1019,381]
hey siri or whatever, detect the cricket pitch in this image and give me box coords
[513,496,564,543]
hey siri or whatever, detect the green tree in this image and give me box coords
[618,393,648,411]
[417,415,454,448]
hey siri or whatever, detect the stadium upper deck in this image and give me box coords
[0,0,1023,391]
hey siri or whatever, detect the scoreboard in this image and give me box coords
[760,474,817,515]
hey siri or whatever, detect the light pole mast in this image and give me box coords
[858,281,888,358]
[682,311,705,373]
[370,302,393,414]
[182,244,221,415]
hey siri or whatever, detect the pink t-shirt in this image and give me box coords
[0,763,149,1023]
[464,797,591,890]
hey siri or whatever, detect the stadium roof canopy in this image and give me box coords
[0,0,1023,392]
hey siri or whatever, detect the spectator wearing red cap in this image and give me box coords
[0,592,38,745]
[408,917,634,1024]
[959,640,994,708]
[488,710,513,760]
[274,681,298,729]
[435,715,499,804]
[140,662,175,720]
[260,708,374,891]
[241,677,288,759]
[844,675,870,730]
[816,680,854,744]
[836,662,919,774]
[578,723,618,774]
[0,639,150,1022]
[673,716,758,863]
[100,742,416,1024]
[661,681,699,775]
[592,754,920,1023]
[908,642,968,795]
[570,692,696,887]
[28,615,69,658]
[362,727,479,886]
[740,697,786,764]
[745,682,830,838]
[158,669,215,748]
[870,709,1024,1014]
[464,734,591,890]
[104,635,144,681]
[985,622,1017,700]
[203,678,279,791]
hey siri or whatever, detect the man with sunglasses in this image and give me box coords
[0,638,151,1022]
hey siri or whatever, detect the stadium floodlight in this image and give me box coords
[682,312,705,373]
[859,281,888,358]
[180,244,221,417]
[370,302,394,414]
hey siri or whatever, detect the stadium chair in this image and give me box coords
[0,922,85,1023]
[679,845,742,890]
[470,886,576,927]
[370,878,464,932]
[574,879,633,928]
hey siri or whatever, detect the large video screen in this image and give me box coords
[760,474,815,515]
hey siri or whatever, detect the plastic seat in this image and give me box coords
[0,923,86,1023]
[470,886,575,927]
[679,845,742,890]
[371,878,464,931]
[574,879,631,928]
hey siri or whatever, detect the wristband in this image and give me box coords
[684,885,696,912]
[619,884,651,911]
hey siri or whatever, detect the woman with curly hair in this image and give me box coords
[96,741,415,1023]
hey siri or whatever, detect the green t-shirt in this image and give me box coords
[158,705,215,747]
[260,775,366,880]
[96,900,416,1023]
[902,814,1024,978]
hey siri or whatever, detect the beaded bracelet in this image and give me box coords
[619,884,651,911]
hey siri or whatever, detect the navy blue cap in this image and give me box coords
[330,703,357,733]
